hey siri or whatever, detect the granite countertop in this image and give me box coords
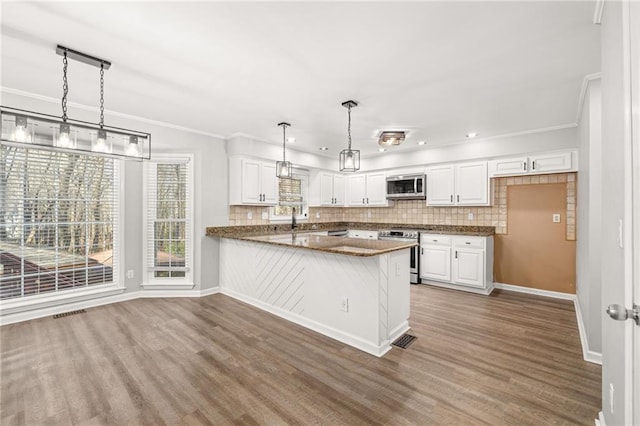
[239,233,417,257]
[206,222,495,238]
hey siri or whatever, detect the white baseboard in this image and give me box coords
[494,282,603,365]
[493,282,576,300]
[420,279,493,295]
[219,286,391,357]
[1,286,222,326]
[574,298,603,365]
[595,411,605,426]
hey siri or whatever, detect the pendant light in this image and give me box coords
[276,121,292,178]
[339,100,360,172]
[0,45,151,160]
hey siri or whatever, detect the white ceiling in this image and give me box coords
[1,2,600,157]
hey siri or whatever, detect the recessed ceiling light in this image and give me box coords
[319,147,329,151]
[417,140,426,145]
[378,148,386,152]
[287,137,295,143]
[466,132,478,139]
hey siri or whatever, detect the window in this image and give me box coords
[0,146,119,300]
[143,155,193,283]
[271,171,308,221]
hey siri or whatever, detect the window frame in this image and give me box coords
[142,153,195,289]
[0,146,124,313]
[270,170,309,223]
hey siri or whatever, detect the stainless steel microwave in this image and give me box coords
[386,174,426,200]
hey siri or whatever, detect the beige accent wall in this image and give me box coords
[229,172,577,240]
[494,183,577,293]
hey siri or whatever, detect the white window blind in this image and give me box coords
[144,156,193,280]
[0,145,119,300]
[272,171,308,220]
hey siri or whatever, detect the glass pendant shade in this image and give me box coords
[339,148,360,172]
[276,160,293,178]
[1,106,151,159]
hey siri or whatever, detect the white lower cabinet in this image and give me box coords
[420,233,494,294]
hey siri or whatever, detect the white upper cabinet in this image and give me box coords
[488,150,577,177]
[346,172,388,207]
[229,157,279,205]
[426,161,489,206]
[310,171,346,207]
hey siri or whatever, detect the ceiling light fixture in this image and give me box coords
[378,148,386,152]
[417,140,426,145]
[276,122,292,178]
[378,131,406,146]
[466,132,478,139]
[287,137,295,144]
[0,45,150,160]
[339,100,360,172]
[319,147,329,151]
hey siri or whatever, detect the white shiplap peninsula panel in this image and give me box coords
[219,238,410,356]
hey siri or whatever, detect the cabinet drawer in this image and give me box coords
[452,236,485,249]
[420,234,451,246]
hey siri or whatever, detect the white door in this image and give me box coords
[426,165,455,206]
[420,245,451,282]
[242,160,261,203]
[319,172,334,205]
[347,175,367,206]
[333,174,346,206]
[600,2,638,425]
[452,248,484,288]
[261,163,278,204]
[366,172,387,206]
[455,161,489,205]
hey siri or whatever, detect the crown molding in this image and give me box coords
[0,86,226,140]
[575,72,602,124]
[593,0,604,24]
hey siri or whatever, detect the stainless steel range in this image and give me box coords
[378,229,420,284]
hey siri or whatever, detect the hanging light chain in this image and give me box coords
[347,103,352,151]
[282,123,287,162]
[61,51,69,122]
[99,64,105,128]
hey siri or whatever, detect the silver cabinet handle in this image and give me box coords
[532,160,537,170]
[421,248,423,255]
[366,197,369,204]
[450,195,453,202]
[362,198,365,204]
[524,161,528,171]
[457,195,460,203]
[455,251,458,259]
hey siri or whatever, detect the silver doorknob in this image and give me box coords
[606,304,640,325]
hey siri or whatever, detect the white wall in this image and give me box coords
[576,78,602,358]
[1,90,228,293]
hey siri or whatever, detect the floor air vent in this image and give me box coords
[53,309,86,319]
[392,334,417,349]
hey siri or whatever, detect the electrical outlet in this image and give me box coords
[126,270,134,279]
[609,383,614,413]
[467,212,474,220]
[552,214,561,223]
[340,298,349,312]
[247,211,253,220]
[367,210,372,218]
[261,211,269,220]
[316,212,320,219]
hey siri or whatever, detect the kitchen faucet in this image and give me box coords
[291,207,297,235]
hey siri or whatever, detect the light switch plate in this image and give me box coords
[552,214,561,223]
[247,211,253,220]
[261,211,269,220]
[467,213,474,220]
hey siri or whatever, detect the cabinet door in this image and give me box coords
[366,172,387,206]
[452,248,484,287]
[319,172,335,205]
[489,156,529,177]
[333,174,346,206]
[261,163,278,204]
[426,165,455,205]
[455,162,489,205]
[242,160,262,203]
[529,151,572,173]
[347,175,367,206]
[420,245,452,282]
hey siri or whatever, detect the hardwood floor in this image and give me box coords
[0,285,601,425]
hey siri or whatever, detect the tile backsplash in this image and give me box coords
[228,172,576,240]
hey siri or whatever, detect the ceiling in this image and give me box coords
[0,2,600,158]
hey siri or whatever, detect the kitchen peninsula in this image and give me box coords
[207,226,416,356]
